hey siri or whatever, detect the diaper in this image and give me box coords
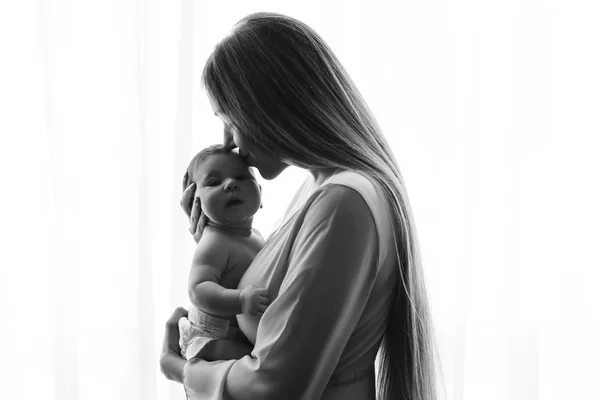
[178,307,241,360]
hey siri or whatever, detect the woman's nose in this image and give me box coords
[223,127,236,151]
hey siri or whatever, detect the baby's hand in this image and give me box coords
[239,285,270,316]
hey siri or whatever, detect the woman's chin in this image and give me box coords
[257,169,275,180]
[257,166,287,180]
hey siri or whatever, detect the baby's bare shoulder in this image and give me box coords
[191,228,236,268]
[198,227,259,257]
[200,226,235,249]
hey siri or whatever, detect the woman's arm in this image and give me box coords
[182,185,382,399]
[160,307,188,383]
[161,352,186,383]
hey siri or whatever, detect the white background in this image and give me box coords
[0,0,599,399]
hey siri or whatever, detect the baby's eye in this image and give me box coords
[237,175,247,180]
[206,180,221,186]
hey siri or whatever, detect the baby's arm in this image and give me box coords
[188,231,268,316]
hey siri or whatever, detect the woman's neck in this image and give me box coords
[206,219,253,237]
[310,167,341,186]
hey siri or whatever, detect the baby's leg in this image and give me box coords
[194,339,253,362]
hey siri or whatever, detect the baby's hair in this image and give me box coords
[185,144,230,188]
[185,144,254,189]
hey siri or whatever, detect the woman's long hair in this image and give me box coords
[202,12,440,400]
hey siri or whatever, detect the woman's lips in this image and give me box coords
[241,155,253,166]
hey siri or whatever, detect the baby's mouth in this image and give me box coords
[226,197,244,207]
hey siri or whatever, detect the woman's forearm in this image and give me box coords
[161,314,187,384]
[160,352,186,384]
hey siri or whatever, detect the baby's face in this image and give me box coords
[193,153,262,225]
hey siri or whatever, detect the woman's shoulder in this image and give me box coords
[317,170,394,265]
[325,170,380,199]
[320,170,388,217]
[306,170,391,225]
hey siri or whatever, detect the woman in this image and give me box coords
[160,12,438,400]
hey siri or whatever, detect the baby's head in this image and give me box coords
[186,144,262,227]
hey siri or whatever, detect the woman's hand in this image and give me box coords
[160,307,189,383]
[180,127,235,243]
[181,172,207,243]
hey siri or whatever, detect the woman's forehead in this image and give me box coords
[210,102,236,127]
[208,95,220,114]
[215,112,234,127]
[209,97,229,122]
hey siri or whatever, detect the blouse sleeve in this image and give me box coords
[182,184,381,399]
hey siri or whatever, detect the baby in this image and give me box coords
[178,144,269,361]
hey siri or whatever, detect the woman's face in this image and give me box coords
[211,101,289,180]
[228,125,289,180]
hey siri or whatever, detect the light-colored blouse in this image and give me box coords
[182,170,398,400]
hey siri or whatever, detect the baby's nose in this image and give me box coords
[224,179,239,191]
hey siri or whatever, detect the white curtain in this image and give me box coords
[1,1,598,399]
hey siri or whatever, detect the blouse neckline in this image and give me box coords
[264,168,344,244]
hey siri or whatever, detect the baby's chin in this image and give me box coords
[219,208,258,223]
[221,214,256,223]
[224,199,260,214]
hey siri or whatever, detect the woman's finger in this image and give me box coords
[166,307,188,327]
[182,171,190,193]
[259,295,270,305]
[181,183,196,218]
[258,304,268,312]
[193,216,203,243]
[189,198,202,234]
[193,212,208,243]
